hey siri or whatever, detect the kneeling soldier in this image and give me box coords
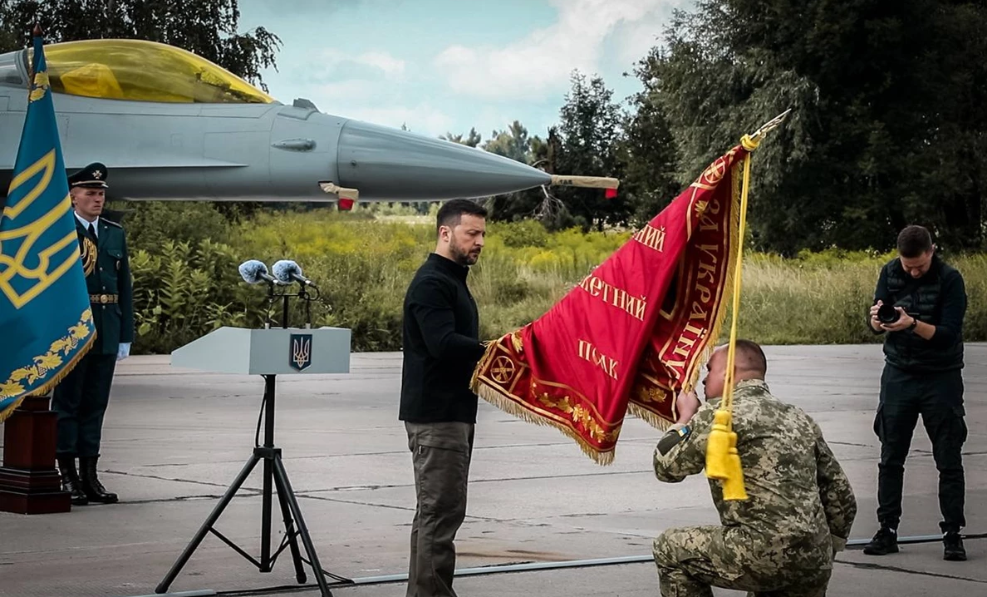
[652,341,856,596]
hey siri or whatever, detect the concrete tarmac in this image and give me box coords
[0,344,984,597]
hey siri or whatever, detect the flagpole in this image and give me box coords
[25,23,41,82]
[746,108,792,145]
[704,107,792,500]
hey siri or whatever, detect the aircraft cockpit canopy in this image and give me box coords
[20,39,275,104]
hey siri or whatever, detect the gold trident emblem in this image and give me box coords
[1,150,79,309]
[292,336,312,370]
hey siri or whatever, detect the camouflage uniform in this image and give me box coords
[652,379,857,597]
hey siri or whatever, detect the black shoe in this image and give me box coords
[863,527,899,555]
[944,532,967,561]
[79,455,118,504]
[57,456,88,506]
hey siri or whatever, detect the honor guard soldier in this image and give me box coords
[53,162,134,505]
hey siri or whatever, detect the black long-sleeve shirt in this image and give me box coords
[399,253,487,424]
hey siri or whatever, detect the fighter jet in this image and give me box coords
[0,38,616,207]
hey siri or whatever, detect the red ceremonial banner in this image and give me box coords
[471,143,750,464]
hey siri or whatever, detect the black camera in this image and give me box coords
[877,304,900,324]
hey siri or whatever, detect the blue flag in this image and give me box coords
[0,32,96,422]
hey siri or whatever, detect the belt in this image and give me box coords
[90,294,118,304]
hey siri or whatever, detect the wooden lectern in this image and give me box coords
[0,394,71,514]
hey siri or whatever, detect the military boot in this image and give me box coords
[79,455,118,504]
[57,456,88,506]
[863,526,899,555]
[943,532,967,561]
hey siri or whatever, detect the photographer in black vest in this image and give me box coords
[863,225,968,561]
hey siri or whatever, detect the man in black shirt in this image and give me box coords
[400,199,488,597]
[863,225,968,561]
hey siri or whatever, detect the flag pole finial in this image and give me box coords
[743,108,792,150]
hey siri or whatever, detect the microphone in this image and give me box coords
[238,259,278,285]
[273,260,317,288]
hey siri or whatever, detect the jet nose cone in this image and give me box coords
[336,120,552,200]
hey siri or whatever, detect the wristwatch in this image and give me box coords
[908,317,918,331]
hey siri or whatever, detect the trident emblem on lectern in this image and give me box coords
[289,334,312,371]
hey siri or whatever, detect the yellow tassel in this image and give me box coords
[721,431,748,501]
[705,409,732,480]
[703,135,761,502]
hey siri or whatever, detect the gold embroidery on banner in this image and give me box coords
[510,328,524,354]
[679,161,741,387]
[698,198,722,233]
[636,385,669,404]
[29,71,49,102]
[694,199,709,218]
[0,150,78,309]
[577,339,619,380]
[473,373,620,464]
[0,308,94,400]
[679,160,742,387]
[662,220,726,379]
[691,156,727,190]
[531,379,614,422]
[632,224,667,253]
[490,356,517,384]
[577,275,647,321]
[535,392,620,444]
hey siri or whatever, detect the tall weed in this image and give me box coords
[122,206,987,353]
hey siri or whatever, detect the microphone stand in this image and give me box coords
[299,283,314,329]
[157,275,343,597]
[262,282,319,330]
[264,280,276,329]
[281,288,290,330]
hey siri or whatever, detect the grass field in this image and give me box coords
[126,207,987,353]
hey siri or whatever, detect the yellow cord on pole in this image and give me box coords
[705,134,758,501]
[724,139,755,414]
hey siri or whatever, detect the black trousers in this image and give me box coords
[53,351,117,458]
[404,421,474,597]
[874,364,967,532]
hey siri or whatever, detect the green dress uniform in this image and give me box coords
[52,163,134,505]
[652,380,857,597]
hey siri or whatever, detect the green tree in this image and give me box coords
[620,54,682,225]
[554,71,628,231]
[640,0,987,254]
[479,120,556,225]
[484,120,535,162]
[0,1,280,89]
[0,1,17,51]
[440,127,482,147]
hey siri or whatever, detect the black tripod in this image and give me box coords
[156,284,344,596]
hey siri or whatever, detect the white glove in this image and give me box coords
[117,342,131,361]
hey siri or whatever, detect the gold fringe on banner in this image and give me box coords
[0,309,96,423]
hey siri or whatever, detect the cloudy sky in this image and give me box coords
[237,0,692,141]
